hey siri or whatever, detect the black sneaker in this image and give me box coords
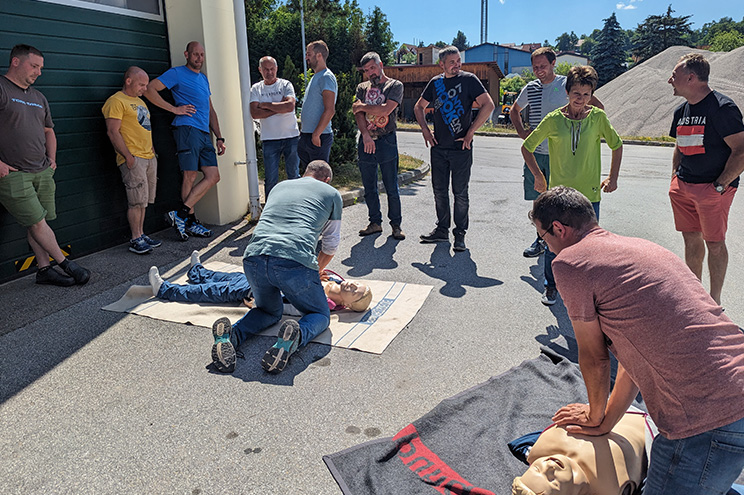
[523,238,545,258]
[453,234,466,252]
[261,320,301,373]
[419,229,449,243]
[211,317,236,373]
[62,260,90,285]
[541,287,558,306]
[36,266,75,287]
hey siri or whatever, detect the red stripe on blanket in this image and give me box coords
[393,423,496,495]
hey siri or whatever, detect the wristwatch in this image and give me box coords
[216,137,225,143]
[714,181,725,194]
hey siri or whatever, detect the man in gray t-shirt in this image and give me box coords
[209,160,343,375]
[353,52,405,240]
[0,44,90,287]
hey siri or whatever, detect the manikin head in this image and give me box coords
[512,455,590,495]
[326,280,373,312]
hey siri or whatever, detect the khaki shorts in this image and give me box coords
[119,156,157,208]
[0,166,56,227]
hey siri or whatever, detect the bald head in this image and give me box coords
[184,41,205,72]
[122,66,149,97]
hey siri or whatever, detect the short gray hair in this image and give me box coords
[259,56,277,68]
[305,160,333,182]
[360,51,381,67]
[438,45,459,62]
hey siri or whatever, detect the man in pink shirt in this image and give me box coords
[531,185,744,494]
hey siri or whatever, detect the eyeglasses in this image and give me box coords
[537,224,554,241]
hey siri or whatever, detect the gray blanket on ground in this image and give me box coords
[323,347,642,494]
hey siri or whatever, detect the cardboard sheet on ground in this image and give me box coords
[102,261,432,354]
[323,347,647,494]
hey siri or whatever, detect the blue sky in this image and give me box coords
[353,0,744,48]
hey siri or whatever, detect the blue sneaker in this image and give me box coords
[141,234,162,248]
[129,236,153,254]
[166,211,189,241]
[211,317,236,373]
[261,320,301,373]
[186,218,212,238]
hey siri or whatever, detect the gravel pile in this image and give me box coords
[596,45,744,138]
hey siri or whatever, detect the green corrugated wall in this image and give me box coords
[0,0,182,281]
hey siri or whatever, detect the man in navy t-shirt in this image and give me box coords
[145,41,226,240]
[667,52,744,305]
[414,46,495,252]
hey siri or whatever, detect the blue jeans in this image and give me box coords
[358,132,402,226]
[232,255,330,349]
[157,264,251,304]
[262,136,300,198]
[298,132,333,169]
[644,415,744,495]
[544,202,600,289]
[430,146,473,237]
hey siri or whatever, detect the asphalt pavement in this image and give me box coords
[2,133,743,494]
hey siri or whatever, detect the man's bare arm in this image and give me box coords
[105,118,135,168]
[589,95,604,110]
[457,92,495,150]
[510,102,530,139]
[209,98,225,156]
[716,131,744,188]
[44,127,57,170]
[143,78,196,116]
[353,99,399,117]
[413,96,436,147]
[311,90,336,146]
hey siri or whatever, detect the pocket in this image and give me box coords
[701,434,744,491]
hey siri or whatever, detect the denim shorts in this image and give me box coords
[173,125,218,172]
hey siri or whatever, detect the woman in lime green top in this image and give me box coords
[521,65,623,204]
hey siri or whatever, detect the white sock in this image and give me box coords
[149,266,163,297]
[190,250,201,268]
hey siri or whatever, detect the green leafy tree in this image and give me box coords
[434,41,447,48]
[365,6,395,65]
[554,61,577,76]
[452,30,470,51]
[329,69,362,166]
[591,12,628,87]
[695,16,744,46]
[500,75,526,96]
[709,30,744,52]
[632,5,693,62]
[555,31,579,52]
[282,54,299,86]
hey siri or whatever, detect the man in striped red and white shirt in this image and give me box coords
[668,52,744,305]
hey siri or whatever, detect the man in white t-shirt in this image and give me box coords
[250,56,301,198]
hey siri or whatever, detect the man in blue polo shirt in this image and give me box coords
[145,41,226,240]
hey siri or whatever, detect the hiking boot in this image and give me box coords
[186,218,212,238]
[141,234,162,248]
[359,223,382,236]
[166,211,189,241]
[148,266,163,297]
[419,229,449,243]
[36,266,75,287]
[541,287,558,306]
[391,224,406,240]
[62,260,90,285]
[211,317,236,373]
[523,237,545,258]
[129,236,153,255]
[453,234,466,252]
[261,320,301,373]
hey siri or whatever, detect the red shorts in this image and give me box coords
[669,176,736,242]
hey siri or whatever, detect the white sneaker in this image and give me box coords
[149,266,163,297]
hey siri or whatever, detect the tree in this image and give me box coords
[434,40,447,48]
[709,30,744,52]
[555,31,579,52]
[632,5,693,62]
[452,30,470,51]
[282,54,298,86]
[365,6,395,65]
[554,61,576,76]
[579,29,602,56]
[695,16,744,46]
[592,12,628,87]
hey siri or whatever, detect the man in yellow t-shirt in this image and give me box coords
[102,66,160,254]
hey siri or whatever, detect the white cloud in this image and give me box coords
[617,2,637,9]
[499,0,505,4]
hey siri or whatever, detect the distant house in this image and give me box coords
[556,51,590,66]
[416,45,441,65]
[463,43,532,75]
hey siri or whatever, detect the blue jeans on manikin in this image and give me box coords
[644,415,744,495]
[544,202,600,289]
[231,255,330,349]
[262,136,300,198]
[157,264,251,304]
[358,132,402,226]
[430,146,472,237]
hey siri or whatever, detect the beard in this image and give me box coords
[369,74,381,86]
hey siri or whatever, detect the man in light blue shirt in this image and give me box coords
[210,160,343,375]
[298,40,337,168]
[145,41,226,240]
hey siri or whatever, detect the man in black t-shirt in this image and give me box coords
[414,46,495,251]
[667,52,744,305]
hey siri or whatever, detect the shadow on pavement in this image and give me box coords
[412,242,502,297]
[341,234,400,276]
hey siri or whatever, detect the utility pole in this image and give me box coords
[480,0,488,44]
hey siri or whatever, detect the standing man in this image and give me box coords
[144,41,225,241]
[353,51,405,240]
[414,46,495,252]
[668,53,744,305]
[533,186,744,495]
[210,161,342,375]
[102,66,161,255]
[298,40,337,168]
[511,47,603,258]
[249,55,300,199]
[0,44,90,286]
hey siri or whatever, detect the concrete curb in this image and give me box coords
[339,160,431,208]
